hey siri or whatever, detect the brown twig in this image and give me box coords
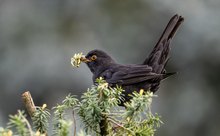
[22,91,36,117]
[107,117,134,135]
[72,111,76,136]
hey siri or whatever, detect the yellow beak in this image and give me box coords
[80,56,91,63]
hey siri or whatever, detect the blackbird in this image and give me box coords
[81,14,184,103]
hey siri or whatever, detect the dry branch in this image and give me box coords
[22,91,36,117]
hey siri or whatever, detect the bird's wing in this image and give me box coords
[103,65,163,85]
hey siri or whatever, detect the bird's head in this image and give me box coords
[80,50,115,73]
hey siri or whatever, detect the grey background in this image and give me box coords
[0,0,220,136]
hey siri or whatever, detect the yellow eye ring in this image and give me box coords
[91,55,97,61]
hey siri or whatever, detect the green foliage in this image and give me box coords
[54,120,72,136]
[76,78,162,136]
[7,110,32,136]
[52,94,78,136]
[62,94,79,108]
[77,78,124,134]
[32,105,50,134]
[107,91,163,136]
[0,78,162,136]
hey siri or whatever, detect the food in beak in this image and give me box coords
[71,52,92,68]
[71,53,84,67]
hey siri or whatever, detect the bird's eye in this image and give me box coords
[91,55,97,61]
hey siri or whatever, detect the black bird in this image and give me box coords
[81,14,184,102]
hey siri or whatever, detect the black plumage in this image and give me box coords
[81,14,184,103]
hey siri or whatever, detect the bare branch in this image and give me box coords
[22,91,36,117]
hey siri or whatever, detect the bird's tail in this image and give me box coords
[143,14,184,77]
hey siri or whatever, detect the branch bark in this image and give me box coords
[22,91,36,117]
[100,115,108,136]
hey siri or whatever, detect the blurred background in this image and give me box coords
[0,0,220,135]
